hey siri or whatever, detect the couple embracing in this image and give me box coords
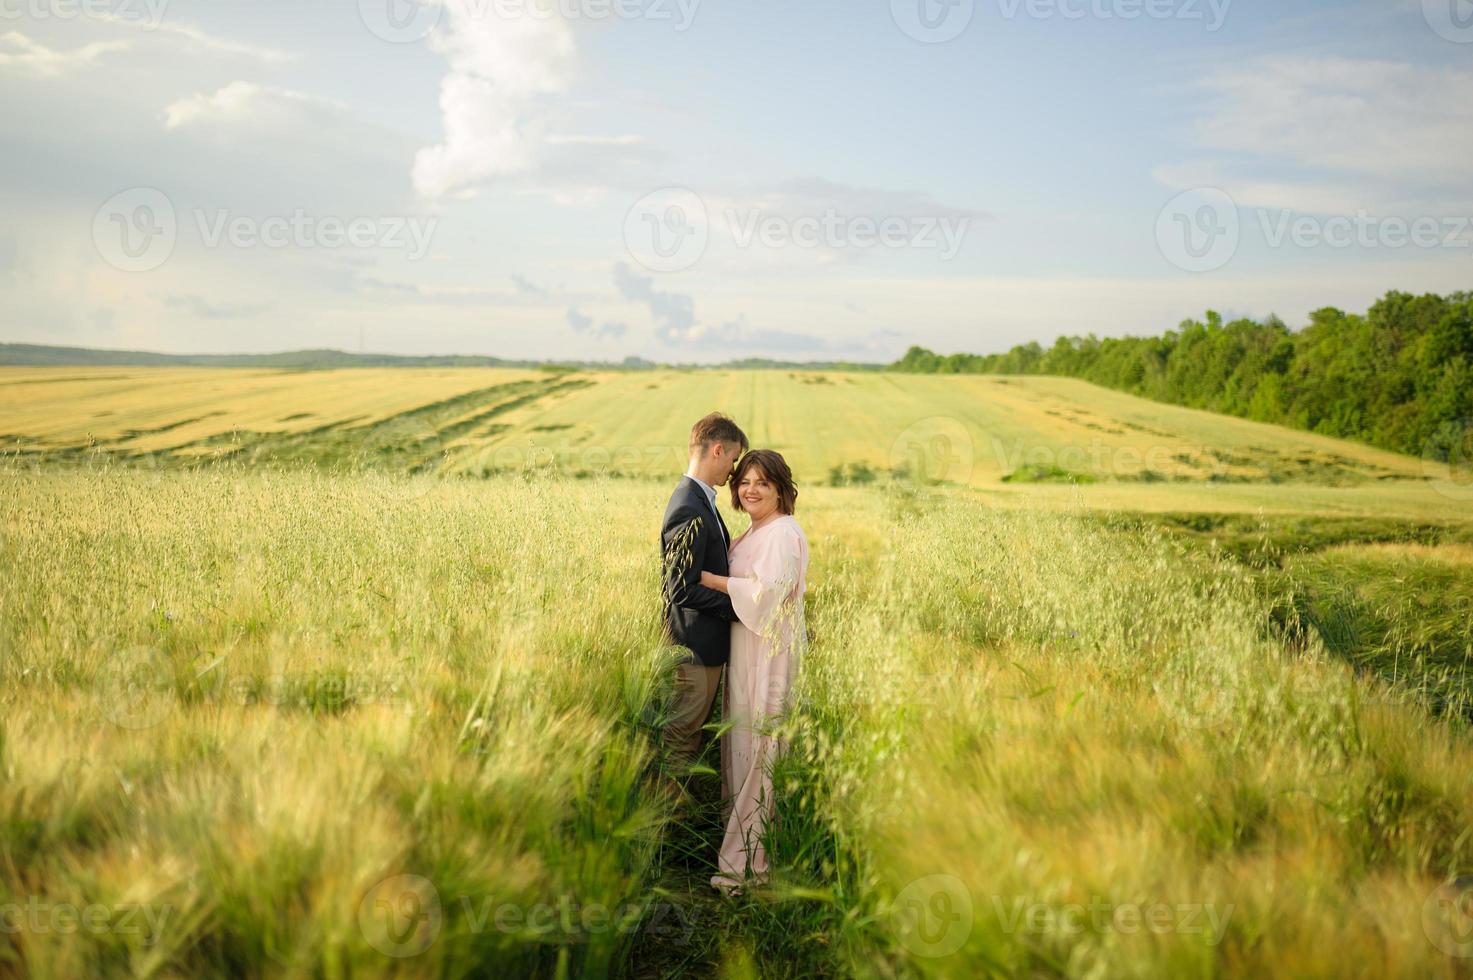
[659,413,810,896]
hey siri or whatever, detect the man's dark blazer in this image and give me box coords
[661,476,737,666]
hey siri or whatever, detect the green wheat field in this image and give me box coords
[3,366,1472,978]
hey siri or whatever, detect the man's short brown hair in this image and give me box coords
[688,412,748,455]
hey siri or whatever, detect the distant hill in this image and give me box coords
[0,344,580,370]
[0,343,885,373]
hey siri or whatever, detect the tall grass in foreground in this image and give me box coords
[1278,542,1473,720]
[765,493,1473,978]
[1,468,1471,978]
[0,468,676,977]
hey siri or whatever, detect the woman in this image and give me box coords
[699,449,809,895]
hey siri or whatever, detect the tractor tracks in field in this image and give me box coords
[7,373,597,473]
[192,374,597,472]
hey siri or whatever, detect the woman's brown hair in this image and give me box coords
[729,449,798,515]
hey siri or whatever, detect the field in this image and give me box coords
[2,367,1472,978]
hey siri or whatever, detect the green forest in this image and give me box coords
[893,290,1473,460]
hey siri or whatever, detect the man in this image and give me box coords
[660,412,749,775]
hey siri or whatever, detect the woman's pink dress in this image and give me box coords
[711,514,809,894]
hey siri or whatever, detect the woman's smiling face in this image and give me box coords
[736,465,779,521]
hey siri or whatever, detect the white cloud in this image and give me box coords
[0,31,129,76]
[164,81,349,134]
[93,13,294,64]
[412,0,576,199]
[1156,55,1473,217]
[1189,57,1473,185]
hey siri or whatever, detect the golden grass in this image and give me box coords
[1,470,1470,977]
[0,367,536,451]
[1,368,1442,495]
[2,369,1472,977]
[1319,542,1473,566]
[450,370,1427,486]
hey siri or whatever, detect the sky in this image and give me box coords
[1,0,1470,362]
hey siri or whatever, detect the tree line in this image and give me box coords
[891,290,1473,460]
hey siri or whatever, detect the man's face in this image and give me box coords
[710,442,742,486]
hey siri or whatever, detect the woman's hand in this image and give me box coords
[700,570,730,594]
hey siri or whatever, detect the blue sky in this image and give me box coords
[1,0,1470,361]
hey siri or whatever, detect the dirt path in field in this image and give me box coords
[627,774,730,977]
